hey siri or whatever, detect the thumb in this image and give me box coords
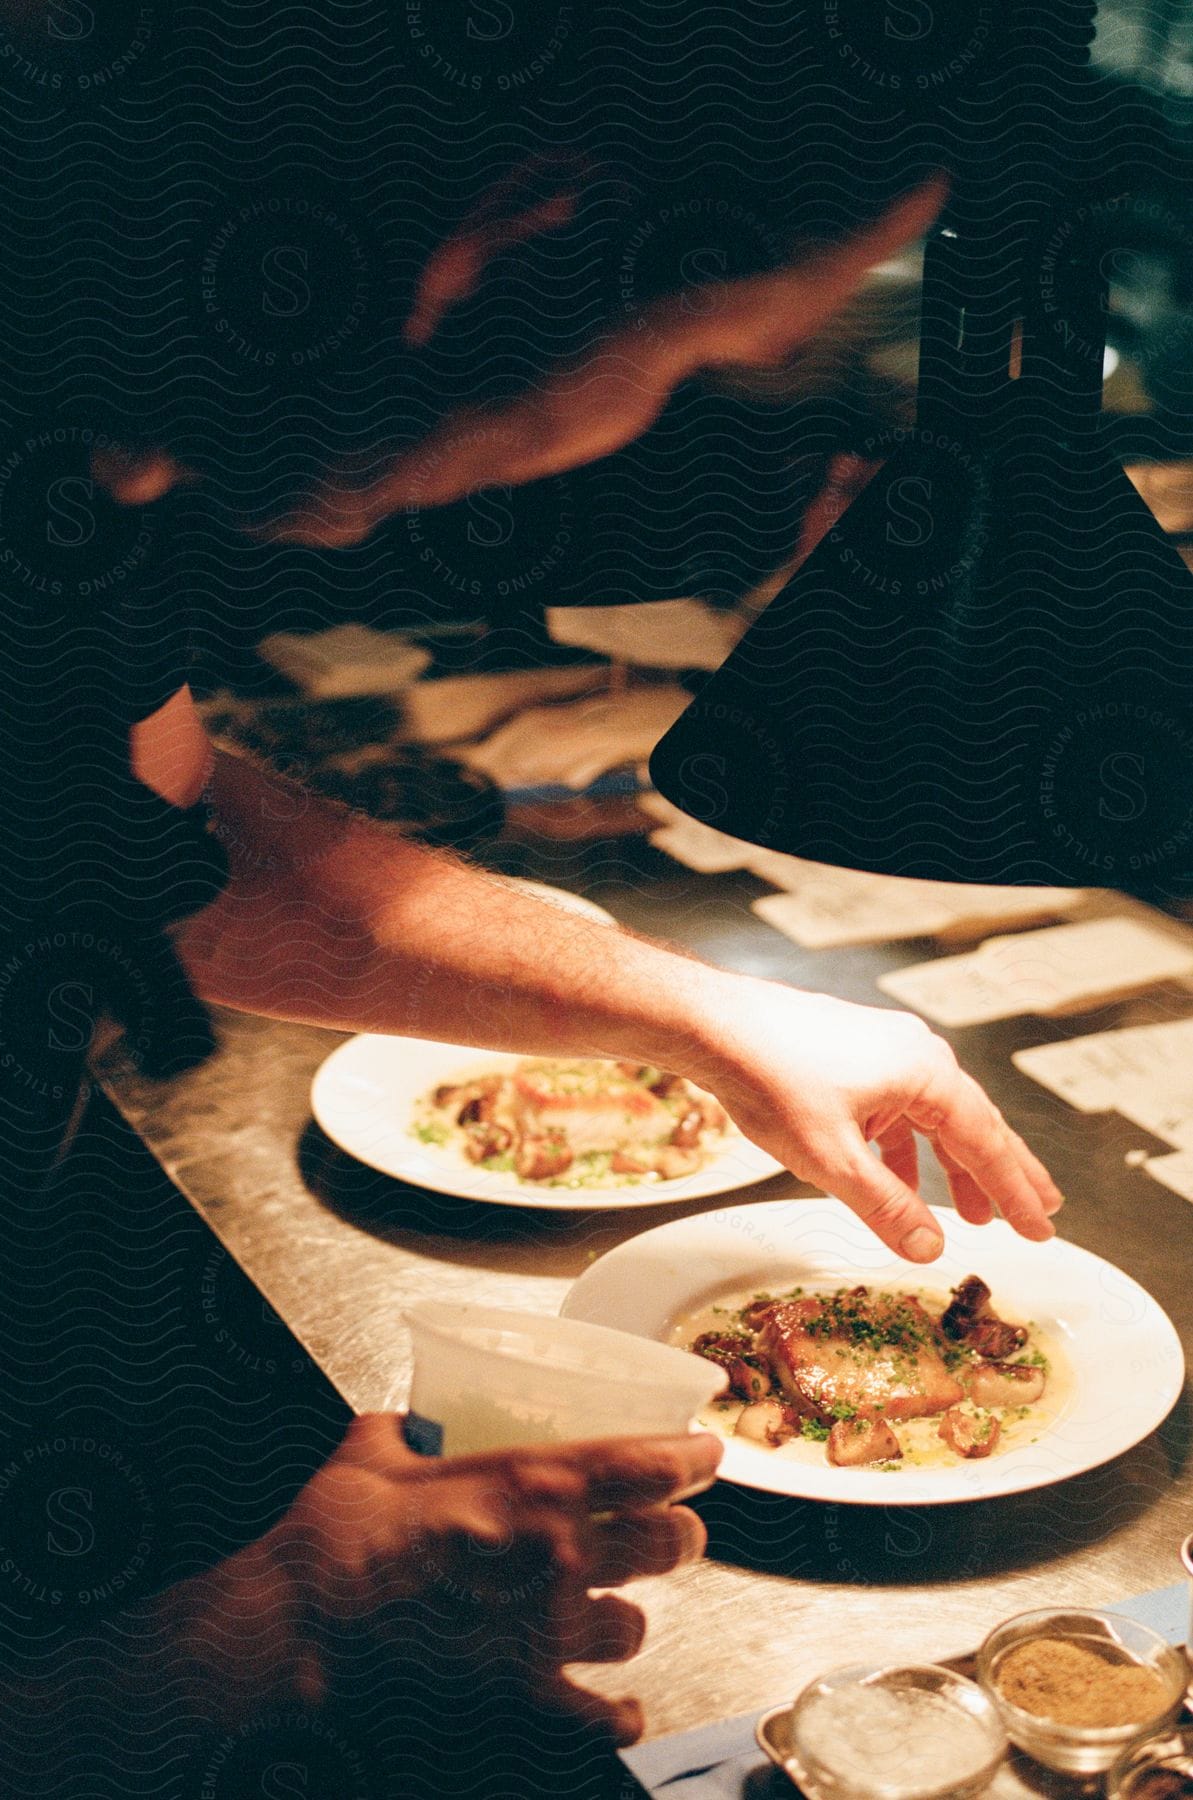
[336,1413,422,1474]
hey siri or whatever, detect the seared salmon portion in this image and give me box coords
[758,1289,964,1424]
[510,1063,677,1152]
[423,1058,730,1183]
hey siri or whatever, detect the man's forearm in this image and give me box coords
[176,747,738,1081]
[171,746,1064,1262]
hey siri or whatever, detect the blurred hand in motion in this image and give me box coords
[692,975,1063,1263]
[264,175,945,546]
[248,1414,722,1747]
[94,174,945,543]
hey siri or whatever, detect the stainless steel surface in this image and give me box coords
[95,841,1193,1743]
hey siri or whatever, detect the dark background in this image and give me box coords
[2,0,1190,680]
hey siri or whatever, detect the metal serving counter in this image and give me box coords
[95,831,1193,1740]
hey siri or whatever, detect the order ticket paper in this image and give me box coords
[753,879,957,948]
[752,869,1085,950]
[642,794,1087,941]
[1142,1149,1193,1202]
[878,918,1193,1027]
[1014,1017,1193,1147]
[641,796,1086,942]
[638,793,762,874]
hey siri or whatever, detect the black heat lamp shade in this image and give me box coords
[650,2,1193,901]
[650,429,1193,897]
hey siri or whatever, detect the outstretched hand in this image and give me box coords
[691,975,1062,1262]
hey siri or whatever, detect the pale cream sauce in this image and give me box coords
[669,1283,1072,1472]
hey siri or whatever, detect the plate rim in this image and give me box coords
[560,1198,1186,1504]
[310,1032,786,1211]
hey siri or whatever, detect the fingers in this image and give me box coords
[931,1142,995,1226]
[1006,1128,1064,1215]
[326,1421,718,1607]
[777,174,948,342]
[404,185,578,347]
[908,1069,1061,1242]
[404,153,586,347]
[588,1504,707,1587]
[535,1673,645,1747]
[867,1063,1062,1246]
[874,1120,918,1194]
[285,1420,683,1734]
[563,1432,723,1511]
[811,1122,945,1262]
[441,1430,722,1512]
[520,1585,646,1700]
[550,1591,648,1666]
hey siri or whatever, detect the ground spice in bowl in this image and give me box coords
[1125,1774,1193,1799]
[995,1638,1169,1729]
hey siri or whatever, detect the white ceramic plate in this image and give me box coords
[561,1198,1185,1502]
[498,881,617,925]
[311,1036,784,1210]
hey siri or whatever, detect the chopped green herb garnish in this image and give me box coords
[413,1121,450,1146]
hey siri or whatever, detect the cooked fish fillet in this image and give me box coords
[510,1062,676,1152]
[758,1290,964,1424]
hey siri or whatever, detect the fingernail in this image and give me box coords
[901,1226,944,1261]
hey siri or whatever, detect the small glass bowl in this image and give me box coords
[789,1662,1007,1800]
[1108,1725,1193,1799]
[976,1608,1188,1777]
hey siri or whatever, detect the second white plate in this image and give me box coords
[311,1036,785,1210]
